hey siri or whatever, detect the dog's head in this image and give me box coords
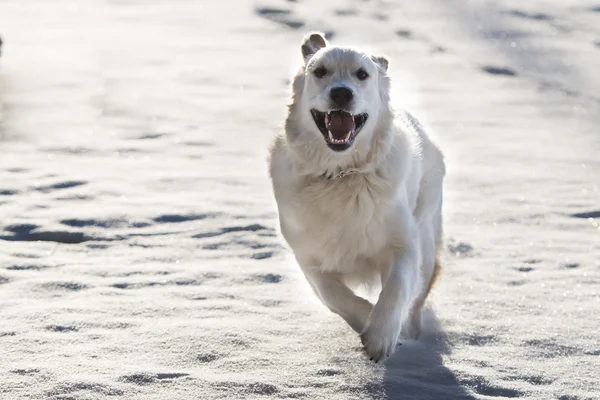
[288,32,391,155]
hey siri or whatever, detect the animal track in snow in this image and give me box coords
[481,65,517,77]
[34,180,87,192]
[135,133,168,140]
[253,273,282,283]
[251,251,273,259]
[104,270,171,278]
[120,372,190,385]
[193,223,273,239]
[45,382,124,398]
[111,282,164,289]
[212,381,279,396]
[316,368,344,376]
[203,239,271,250]
[448,241,474,257]
[507,280,527,286]
[61,218,150,228]
[393,25,449,54]
[1,223,103,244]
[334,9,358,17]
[197,353,220,363]
[505,374,553,385]
[396,29,413,39]
[111,273,218,290]
[256,299,285,307]
[255,7,304,29]
[523,339,580,358]
[464,333,498,346]
[182,140,214,147]
[560,263,579,269]
[55,194,93,201]
[153,213,214,223]
[46,325,78,332]
[40,282,89,292]
[6,263,58,271]
[505,9,553,21]
[513,266,535,272]
[10,368,40,375]
[570,210,600,218]
[524,259,542,264]
[42,146,96,155]
[6,168,28,173]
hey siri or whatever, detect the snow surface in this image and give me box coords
[0,0,599,399]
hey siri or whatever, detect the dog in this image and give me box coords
[268,32,445,362]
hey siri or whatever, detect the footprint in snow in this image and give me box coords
[46,325,79,332]
[255,7,304,29]
[447,241,474,257]
[480,65,517,77]
[570,210,600,218]
[34,180,87,192]
[514,266,534,272]
[120,372,190,385]
[506,9,553,21]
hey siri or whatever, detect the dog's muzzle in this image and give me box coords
[310,109,368,152]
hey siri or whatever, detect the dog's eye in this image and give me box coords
[313,67,327,78]
[356,68,369,81]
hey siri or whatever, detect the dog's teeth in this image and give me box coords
[327,129,354,145]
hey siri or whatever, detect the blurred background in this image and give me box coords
[0,1,598,399]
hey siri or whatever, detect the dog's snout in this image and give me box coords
[330,87,353,108]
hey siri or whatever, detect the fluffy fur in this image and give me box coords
[268,32,445,362]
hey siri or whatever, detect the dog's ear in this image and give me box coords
[301,32,328,62]
[371,55,389,72]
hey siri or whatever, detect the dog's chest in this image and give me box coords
[284,176,394,271]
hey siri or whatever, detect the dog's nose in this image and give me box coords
[330,87,353,108]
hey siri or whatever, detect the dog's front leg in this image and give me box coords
[360,211,422,362]
[301,266,373,333]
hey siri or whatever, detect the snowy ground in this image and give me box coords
[1,0,599,399]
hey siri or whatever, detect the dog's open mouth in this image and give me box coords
[311,109,368,151]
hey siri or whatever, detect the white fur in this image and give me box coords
[269,33,445,362]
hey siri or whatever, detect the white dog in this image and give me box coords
[268,32,445,362]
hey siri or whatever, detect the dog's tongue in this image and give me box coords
[327,111,355,139]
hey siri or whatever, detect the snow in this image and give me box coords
[0,0,599,399]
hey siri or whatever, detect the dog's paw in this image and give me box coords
[360,320,401,363]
